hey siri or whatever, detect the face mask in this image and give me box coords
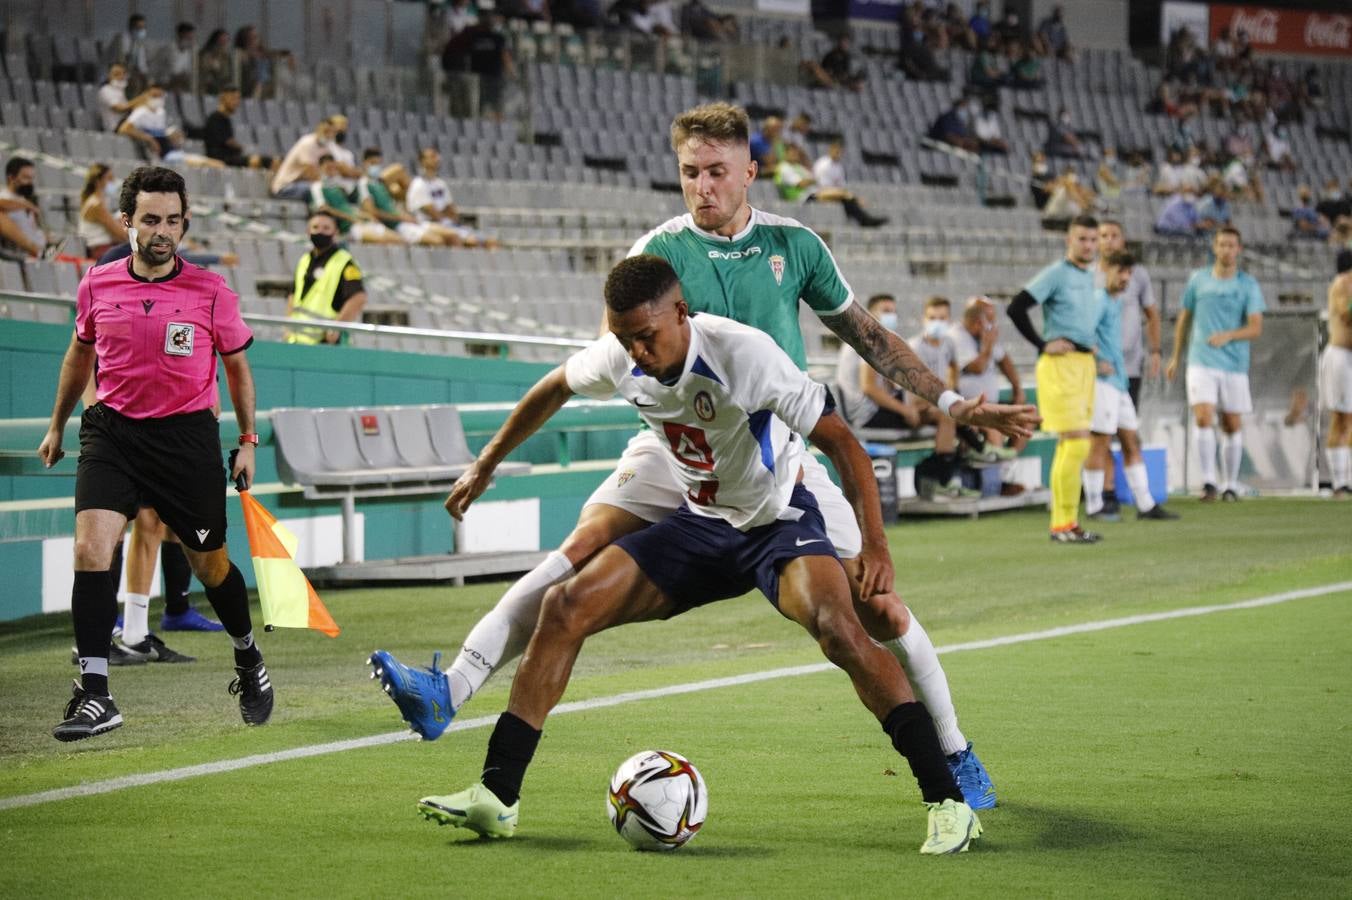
[1060,113,1071,125]
[366,164,382,178]
[877,312,898,331]
[111,78,128,90]
[310,232,335,251]
[13,183,34,200]
[103,179,121,204]
[334,131,347,145]
[924,319,947,339]
[134,28,147,40]
[148,98,165,113]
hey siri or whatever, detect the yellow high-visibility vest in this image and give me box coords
[286,248,355,344]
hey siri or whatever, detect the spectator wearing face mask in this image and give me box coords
[97,63,154,132]
[1290,186,1331,240]
[272,119,336,200]
[286,211,369,345]
[0,156,47,259]
[105,13,151,95]
[322,115,361,191]
[77,163,129,260]
[836,293,922,430]
[116,84,172,160]
[952,296,1025,459]
[356,149,463,247]
[1044,107,1084,159]
[309,155,403,245]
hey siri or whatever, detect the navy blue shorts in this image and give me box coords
[613,483,840,614]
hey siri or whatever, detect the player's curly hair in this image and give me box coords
[605,255,680,314]
[1105,250,1136,269]
[670,102,750,152]
[118,166,188,219]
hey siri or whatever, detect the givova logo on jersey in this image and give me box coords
[707,246,762,260]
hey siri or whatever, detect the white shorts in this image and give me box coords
[1091,380,1139,435]
[396,222,433,244]
[350,222,390,243]
[1320,345,1352,413]
[1186,365,1252,414]
[584,430,863,558]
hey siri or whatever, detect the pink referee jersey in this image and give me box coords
[76,257,253,419]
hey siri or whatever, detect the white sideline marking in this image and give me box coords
[3,580,1349,812]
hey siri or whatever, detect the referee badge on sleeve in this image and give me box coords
[164,322,195,356]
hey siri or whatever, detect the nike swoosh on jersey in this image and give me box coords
[794,538,823,546]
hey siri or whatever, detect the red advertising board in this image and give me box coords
[1209,5,1352,56]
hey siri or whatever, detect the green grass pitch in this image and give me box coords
[1,497,1350,898]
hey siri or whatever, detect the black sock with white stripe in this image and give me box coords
[72,569,118,696]
[203,562,261,666]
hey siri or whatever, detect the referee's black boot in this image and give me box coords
[53,681,123,742]
[229,662,274,726]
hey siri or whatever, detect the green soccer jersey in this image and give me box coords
[628,209,854,370]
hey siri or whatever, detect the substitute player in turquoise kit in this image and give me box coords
[370,103,1037,809]
[1166,227,1265,501]
[416,256,983,854]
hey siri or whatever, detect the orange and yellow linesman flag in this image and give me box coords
[240,491,340,637]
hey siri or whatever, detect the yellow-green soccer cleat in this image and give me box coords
[920,798,983,855]
[417,783,519,838]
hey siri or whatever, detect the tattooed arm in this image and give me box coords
[820,302,948,404]
[820,300,1042,440]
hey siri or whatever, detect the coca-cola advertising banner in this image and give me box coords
[1209,5,1352,56]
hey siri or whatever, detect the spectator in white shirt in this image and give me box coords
[951,296,1024,456]
[272,119,337,200]
[406,147,498,249]
[973,97,1008,155]
[811,141,846,190]
[153,22,197,91]
[97,63,151,132]
[116,85,172,159]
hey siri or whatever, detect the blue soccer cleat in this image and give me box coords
[368,649,455,740]
[161,607,225,632]
[947,743,997,810]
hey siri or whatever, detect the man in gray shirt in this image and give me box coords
[1092,221,1162,516]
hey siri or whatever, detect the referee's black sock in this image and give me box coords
[72,569,119,697]
[883,702,964,804]
[481,711,542,807]
[203,562,261,667]
[160,542,193,616]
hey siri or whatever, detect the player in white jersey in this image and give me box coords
[1322,251,1352,496]
[370,103,1037,808]
[414,256,983,854]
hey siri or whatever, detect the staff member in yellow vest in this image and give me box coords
[286,210,367,345]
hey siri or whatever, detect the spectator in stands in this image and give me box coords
[272,119,336,200]
[285,211,369,345]
[203,86,274,171]
[162,127,227,170]
[897,4,949,83]
[1042,170,1096,222]
[0,157,47,260]
[1153,150,1183,196]
[995,9,1028,48]
[77,163,128,261]
[309,155,402,245]
[929,99,978,153]
[968,35,1006,90]
[198,28,235,96]
[97,63,153,133]
[1263,123,1295,172]
[681,0,736,41]
[1029,151,1053,209]
[1121,152,1153,195]
[782,113,812,158]
[973,97,1007,155]
[117,84,172,160]
[1006,40,1044,89]
[952,296,1025,458]
[442,12,516,121]
[749,116,782,169]
[969,1,993,39]
[1036,5,1073,62]
[942,3,976,51]
[443,0,481,37]
[152,22,196,92]
[1290,186,1331,240]
[503,0,551,24]
[235,25,292,100]
[1195,182,1232,235]
[1095,147,1122,203]
[1154,190,1199,238]
[1221,152,1263,204]
[1316,179,1351,226]
[614,0,678,36]
[105,13,151,95]
[774,144,887,227]
[407,147,499,249]
[1043,107,1084,159]
[816,34,866,92]
[835,293,924,431]
[357,149,462,248]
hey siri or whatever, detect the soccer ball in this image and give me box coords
[606,749,708,851]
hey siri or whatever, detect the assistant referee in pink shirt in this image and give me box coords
[39,166,274,741]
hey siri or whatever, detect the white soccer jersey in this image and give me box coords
[565,313,829,530]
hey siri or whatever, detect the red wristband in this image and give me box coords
[238,433,259,446]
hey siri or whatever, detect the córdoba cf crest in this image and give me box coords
[769,254,785,285]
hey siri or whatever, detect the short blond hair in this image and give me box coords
[669,102,751,152]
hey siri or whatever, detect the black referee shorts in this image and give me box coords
[74,403,228,553]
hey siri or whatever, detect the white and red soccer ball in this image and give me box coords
[606,749,708,851]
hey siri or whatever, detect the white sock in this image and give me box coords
[447,550,575,709]
[1124,462,1155,512]
[889,612,967,756]
[122,593,150,644]
[1082,467,1105,515]
[1196,427,1218,487]
[1328,446,1351,489]
[1222,430,1244,491]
